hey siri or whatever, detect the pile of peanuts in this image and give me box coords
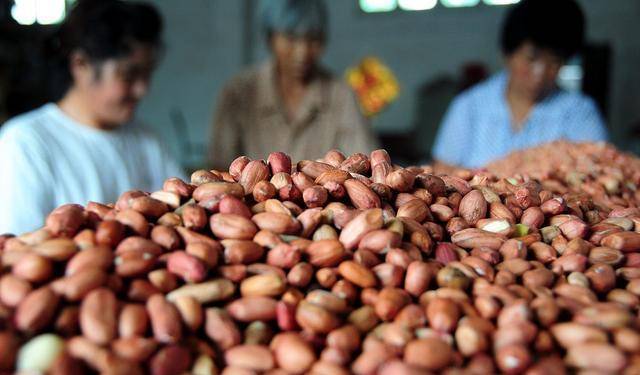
[1,145,640,374]
[485,141,640,209]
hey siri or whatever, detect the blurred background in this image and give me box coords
[1,0,639,169]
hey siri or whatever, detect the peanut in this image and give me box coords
[3,145,640,373]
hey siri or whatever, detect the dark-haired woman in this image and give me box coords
[0,0,185,234]
[432,0,608,168]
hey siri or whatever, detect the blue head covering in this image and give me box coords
[261,0,328,40]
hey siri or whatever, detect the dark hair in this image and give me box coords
[46,0,163,100]
[261,0,328,42]
[500,0,584,60]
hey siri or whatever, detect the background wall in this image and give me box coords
[137,0,640,169]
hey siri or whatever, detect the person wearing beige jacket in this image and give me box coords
[208,0,378,170]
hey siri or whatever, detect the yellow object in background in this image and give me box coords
[346,57,400,117]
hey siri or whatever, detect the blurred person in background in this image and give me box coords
[0,0,185,235]
[208,0,378,170]
[432,0,608,169]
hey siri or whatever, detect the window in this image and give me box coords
[398,0,437,11]
[557,59,583,93]
[441,0,481,7]
[359,0,520,12]
[11,0,75,25]
[482,0,520,5]
[359,0,397,13]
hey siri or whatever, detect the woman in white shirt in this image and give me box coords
[0,0,185,235]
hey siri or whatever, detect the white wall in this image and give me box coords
[581,0,640,149]
[138,0,640,168]
[136,1,246,168]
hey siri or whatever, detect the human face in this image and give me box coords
[506,42,564,101]
[271,32,325,81]
[72,45,158,129]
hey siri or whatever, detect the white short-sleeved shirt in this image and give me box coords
[432,71,609,168]
[0,103,186,235]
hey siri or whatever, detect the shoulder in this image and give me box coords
[549,90,599,112]
[328,78,354,98]
[440,73,506,123]
[318,70,359,105]
[1,104,52,134]
[221,64,263,97]
[456,73,505,105]
[0,105,53,147]
[314,67,343,90]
